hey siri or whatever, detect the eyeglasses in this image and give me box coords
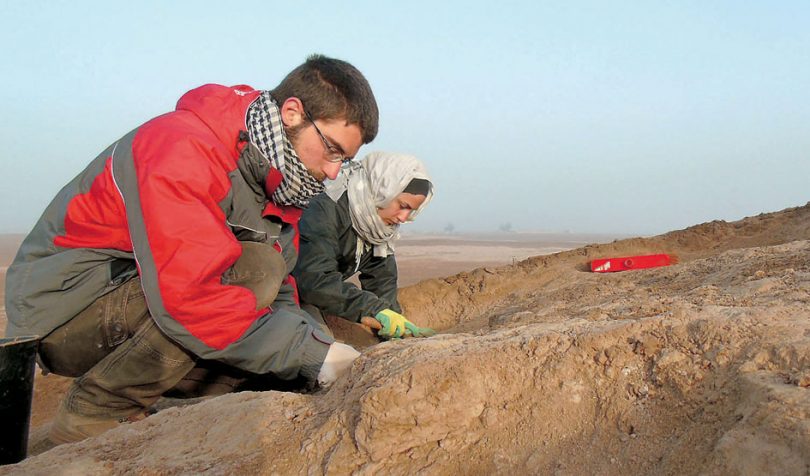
[303,109,351,164]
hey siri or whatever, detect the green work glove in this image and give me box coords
[374,309,435,339]
[404,322,436,338]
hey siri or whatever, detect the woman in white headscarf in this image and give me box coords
[293,151,434,339]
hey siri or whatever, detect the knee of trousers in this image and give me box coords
[224,241,289,309]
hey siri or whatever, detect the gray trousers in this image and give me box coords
[38,242,289,419]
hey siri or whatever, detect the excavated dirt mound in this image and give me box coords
[4,203,810,475]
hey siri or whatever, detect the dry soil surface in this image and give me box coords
[3,204,810,475]
[0,231,603,464]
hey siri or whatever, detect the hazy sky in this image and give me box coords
[1,1,808,235]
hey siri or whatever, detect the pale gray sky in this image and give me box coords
[1,1,808,235]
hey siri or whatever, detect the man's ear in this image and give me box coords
[280,97,305,128]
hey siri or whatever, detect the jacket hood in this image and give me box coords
[175,84,260,156]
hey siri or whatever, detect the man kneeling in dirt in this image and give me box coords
[293,152,435,339]
[5,55,375,445]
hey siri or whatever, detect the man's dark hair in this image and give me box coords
[271,54,379,144]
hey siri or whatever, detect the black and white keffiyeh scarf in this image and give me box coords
[246,91,324,208]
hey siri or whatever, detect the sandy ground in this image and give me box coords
[3,206,810,475]
[0,231,611,462]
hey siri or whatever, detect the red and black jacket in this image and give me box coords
[5,84,332,379]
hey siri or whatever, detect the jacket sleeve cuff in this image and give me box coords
[364,300,393,321]
[298,328,333,382]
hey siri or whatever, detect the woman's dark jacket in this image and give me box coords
[293,191,402,322]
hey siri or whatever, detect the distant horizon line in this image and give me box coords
[0,229,647,238]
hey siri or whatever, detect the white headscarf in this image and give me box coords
[325,152,433,259]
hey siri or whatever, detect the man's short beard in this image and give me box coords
[284,122,307,142]
[285,123,326,182]
[307,168,327,182]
